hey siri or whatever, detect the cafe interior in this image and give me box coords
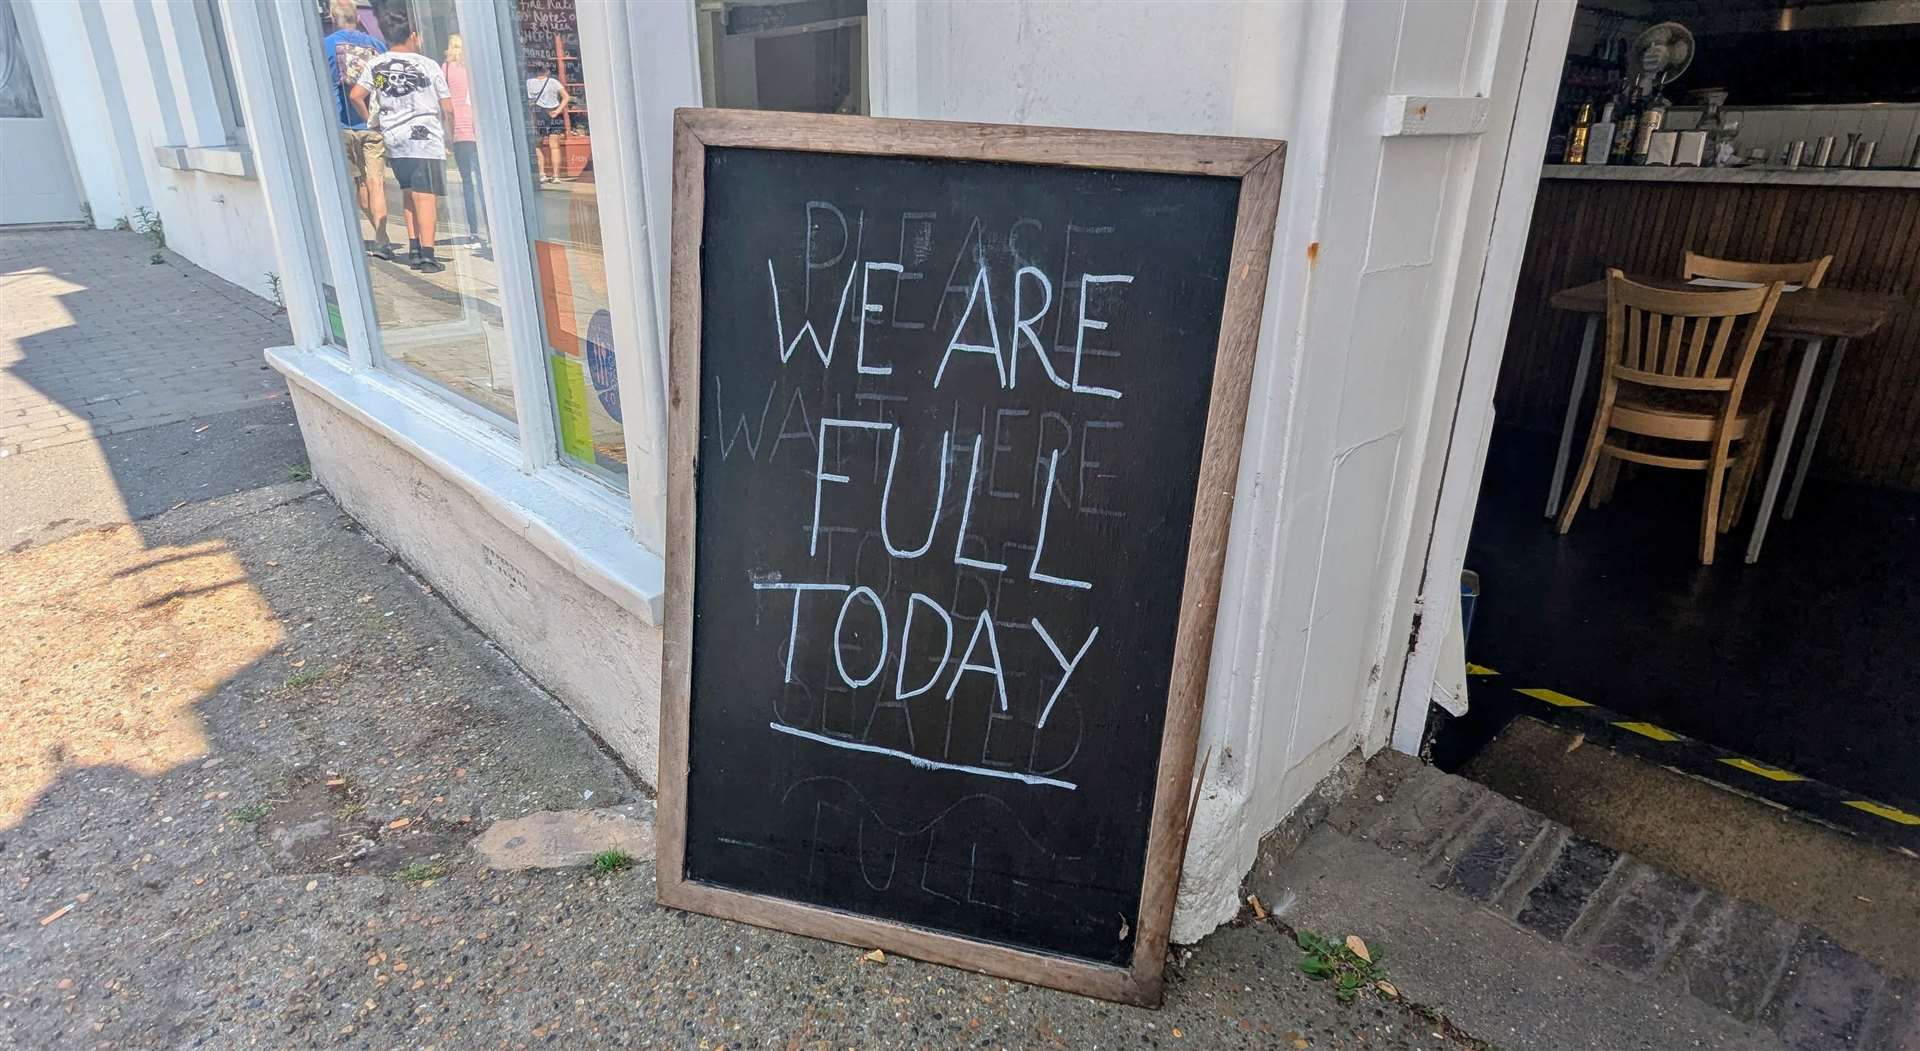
[1437,0,1920,890]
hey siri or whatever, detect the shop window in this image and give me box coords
[695,0,869,114]
[506,0,628,486]
[308,0,519,427]
[0,0,44,119]
[197,0,245,142]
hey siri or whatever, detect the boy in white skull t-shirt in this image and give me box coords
[350,5,452,272]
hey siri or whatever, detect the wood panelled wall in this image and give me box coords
[1496,178,1920,489]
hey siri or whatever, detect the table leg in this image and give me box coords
[1745,337,1824,564]
[1545,315,1600,519]
[1783,338,1848,521]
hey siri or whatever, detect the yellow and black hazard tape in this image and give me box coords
[1466,663,1920,855]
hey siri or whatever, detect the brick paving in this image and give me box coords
[0,230,290,458]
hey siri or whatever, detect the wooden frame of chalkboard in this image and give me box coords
[659,107,1284,1007]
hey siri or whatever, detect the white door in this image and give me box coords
[0,0,82,225]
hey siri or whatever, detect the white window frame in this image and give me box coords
[223,0,696,621]
[212,0,326,350]
[194,0,246,144]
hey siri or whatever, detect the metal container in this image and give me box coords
[1785,140,1806,168]
[1855,140,1878,169]
[1813,135,1835,167]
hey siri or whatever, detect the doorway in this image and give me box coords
[0,0,82,226]
[1433,0,1920,838]
[1404,0,1920,1016]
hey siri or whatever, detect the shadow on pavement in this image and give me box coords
[0,229,308,550]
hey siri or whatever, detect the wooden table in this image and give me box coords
[1545,276,1897,563]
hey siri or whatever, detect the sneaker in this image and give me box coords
[416,258,446,274]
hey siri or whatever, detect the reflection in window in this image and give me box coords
[0,0,45,119]
[509,0,628,486]
[313,0,516,424]
[197,0,245,140]
[695,0,869,114]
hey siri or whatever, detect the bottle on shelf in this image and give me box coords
[1610,75,1649,164]
[1588,101,1617,166]
[1563,101,1594,165]
[1631,81,1671,164]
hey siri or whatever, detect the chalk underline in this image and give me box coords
[767,722,1079,791]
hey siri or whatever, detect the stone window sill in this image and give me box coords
[265,346,664,625]
[153,144,257,179]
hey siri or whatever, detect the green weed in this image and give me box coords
[284,666,326,689]
[1295,929,1389,1005]
[396,861,448,882]
[591,849,634,874]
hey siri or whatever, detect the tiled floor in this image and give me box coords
[1457,425,1920,807]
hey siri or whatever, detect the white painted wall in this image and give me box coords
[26,0,278,298]
[148,167,278,298]
[872,0,1540,941]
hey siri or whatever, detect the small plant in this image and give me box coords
[284,665,326,689]
[287,462,313,482]
[397,861,448,882]
[133,206,164,246]
[80,202,94,227]
[265,271,285,311]
[132,206,165,263]
[1296,929,1389,1005]
[112,215,131,231]
[231,801,271,823]
[591,848,633,874]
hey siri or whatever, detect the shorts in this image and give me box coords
[389,156,446,196]
[534,109,565,138]
[341,128,387,186]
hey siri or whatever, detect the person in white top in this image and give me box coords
[350,5,452,273]
[525,61,572,184]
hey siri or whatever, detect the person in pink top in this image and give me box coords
[442,34,487,252]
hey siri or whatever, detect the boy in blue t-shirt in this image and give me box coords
[321,0,392,257]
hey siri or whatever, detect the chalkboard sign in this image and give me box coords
[660,109,1283,1005]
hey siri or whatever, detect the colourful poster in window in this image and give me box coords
[549,353,595,462]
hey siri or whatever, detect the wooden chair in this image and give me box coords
[1587,253,1836,508]
[1682,250,1833,289]
[1557,270,1786,565]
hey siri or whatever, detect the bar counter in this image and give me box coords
[1496,164,1920,489]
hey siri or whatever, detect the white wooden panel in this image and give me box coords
[1392,0,1477,96]
[1336,266,1434,449]
[1287,436,1402,765]
[1365,137,1453,272]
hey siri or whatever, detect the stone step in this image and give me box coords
[1284,751,1916,1050]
